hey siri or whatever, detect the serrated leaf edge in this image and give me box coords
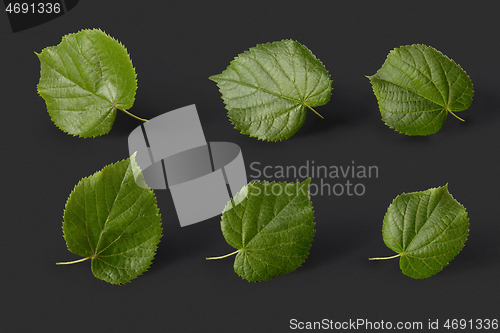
[209,178,315,282]
[209,39,332,142]
[370,184,469,279]
[59,153,162,285]
[36,28,140,138]
[368,44,474,136]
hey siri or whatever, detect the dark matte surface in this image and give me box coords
[2,1,499,331]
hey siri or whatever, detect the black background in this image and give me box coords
[2,1,499,332]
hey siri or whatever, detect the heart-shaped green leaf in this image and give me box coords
[210,40,332,141]
[368,44,473,135]
[207,179,315,282]
[58,153,162,285]
[370,184,469,279]
[37,28,139,137]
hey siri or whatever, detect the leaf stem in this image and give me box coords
[304,103,324,119]
[118,108,148,122]
[56,257,91,265]
[447,109,465,122]
[369,253,402,261]
[206,249,241,260]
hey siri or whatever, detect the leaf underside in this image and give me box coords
[37,28,137,138]
[368,44,473,136]
[219,179,315,282]
[61,154,162,285]
[210,40,332,141]
[381,185,469,279]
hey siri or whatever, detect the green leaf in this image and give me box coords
[370,185,469,279]
[207,179,315,281]
[57,153,162,285]
[210,40,332,141]
[368,44,473,136]
[36,28,143,138]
